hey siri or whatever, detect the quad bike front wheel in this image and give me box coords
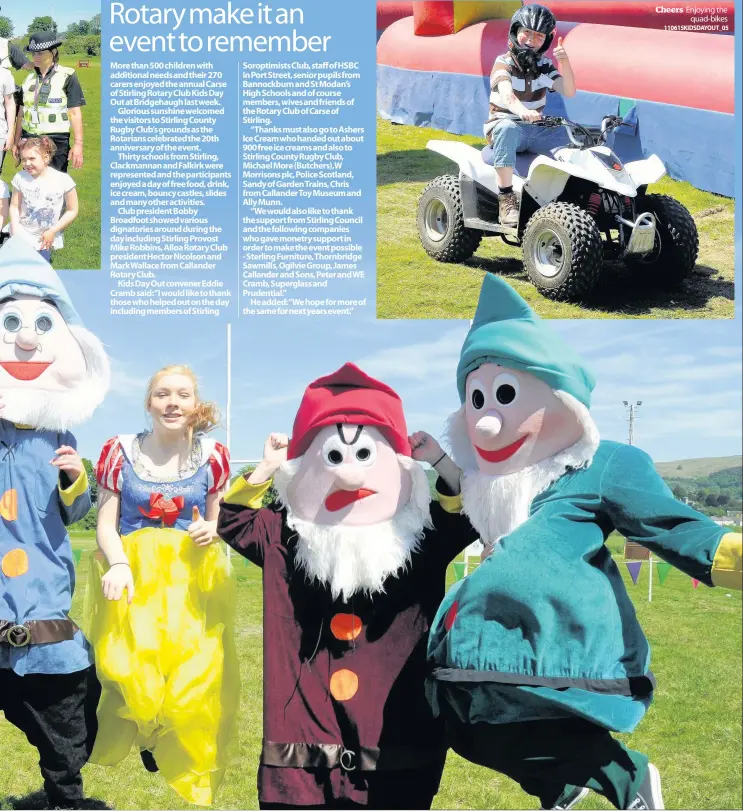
[522,202,603,301]
[417,175,482,263]
[623,194,699,287]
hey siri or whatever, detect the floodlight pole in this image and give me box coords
[623,400,642,446]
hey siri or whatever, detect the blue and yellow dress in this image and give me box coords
[85,433,238,806]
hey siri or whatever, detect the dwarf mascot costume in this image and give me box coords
[218,363,480,810]
[426,276,742,811]
[0,237,110,807]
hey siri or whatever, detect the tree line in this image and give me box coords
[0,13,102,56]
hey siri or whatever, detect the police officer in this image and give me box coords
[14,30,86,172]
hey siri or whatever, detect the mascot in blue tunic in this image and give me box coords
[0,237,110,808]
[427,275,742,811]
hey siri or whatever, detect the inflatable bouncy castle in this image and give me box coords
[377,1,413,38]
[377,1,735,195]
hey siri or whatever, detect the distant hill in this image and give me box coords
[655,456,742,479]
[427,457,742,483]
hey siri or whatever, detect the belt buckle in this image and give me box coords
[7,624,32,647]
[340,748,356,772]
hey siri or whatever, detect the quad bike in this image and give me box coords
[417,115,699,301]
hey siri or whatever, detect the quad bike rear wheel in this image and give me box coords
[522,202,603,301]
[623,194,699,287]
[418,175,482,262]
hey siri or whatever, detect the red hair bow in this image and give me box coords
[138,493,185,526]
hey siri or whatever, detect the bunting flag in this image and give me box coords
[692,578,700,589]
[72,549,82,566]
[452,562,466,581]
[625,561,642,585]
[656,562,672,585]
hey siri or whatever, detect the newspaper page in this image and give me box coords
[0,2,741,809]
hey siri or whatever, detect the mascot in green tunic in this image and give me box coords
[426,275,742,811]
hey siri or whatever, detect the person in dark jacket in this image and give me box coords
[218,362,480,810]
[13,31,86,173]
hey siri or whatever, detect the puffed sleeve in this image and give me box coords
[207,442,231,494]
[96,436,124,494]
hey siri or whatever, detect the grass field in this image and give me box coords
[2,55,101,270]
[1,530,740,810]
[377,118,736,320]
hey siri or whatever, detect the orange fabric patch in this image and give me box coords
[329,669,359,701]
[2,548,29,578]
[0,489,18,521]
[330,613,362,641]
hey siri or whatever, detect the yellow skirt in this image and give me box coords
[84,528,239,806]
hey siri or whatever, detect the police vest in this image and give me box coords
[22,66,75,135]
[0,40,9,71]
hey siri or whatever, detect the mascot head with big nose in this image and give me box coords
[0,237,110,430]
[273,363,432,601]
[446,275,600,547]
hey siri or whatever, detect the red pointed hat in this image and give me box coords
[288,362,410,459]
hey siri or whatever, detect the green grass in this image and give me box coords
[2,55,100,270]
[1,531,740,810]
[377,118,736,320]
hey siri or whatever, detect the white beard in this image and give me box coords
[445,391,600,546]
[274,455,433,601]
[0,325,111,431]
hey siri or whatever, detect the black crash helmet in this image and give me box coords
[509,3,557,55]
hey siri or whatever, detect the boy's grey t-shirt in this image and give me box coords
[0,67,15,141]
[485,52,561,140]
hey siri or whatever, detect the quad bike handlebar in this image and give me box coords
[532,115,628,148]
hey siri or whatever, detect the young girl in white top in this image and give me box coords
[9,135,78,262]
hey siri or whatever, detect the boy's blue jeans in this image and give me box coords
[490,118,569,168]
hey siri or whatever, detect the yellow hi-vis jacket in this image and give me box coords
[22,65,75,135]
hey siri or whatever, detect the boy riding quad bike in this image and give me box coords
[416,4,699,301]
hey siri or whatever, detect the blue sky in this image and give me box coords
[4,2,100,38]
[59,271,742,468]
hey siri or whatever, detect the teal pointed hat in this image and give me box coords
[457,276,595,406]
[0,236,82,325]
